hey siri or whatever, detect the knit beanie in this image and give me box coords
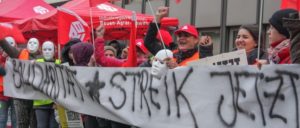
[269,9,298,38]
[104,46,117,56]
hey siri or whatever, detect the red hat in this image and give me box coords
[175,24,199,38]
[135,39,149,54]
[156,29,173,47]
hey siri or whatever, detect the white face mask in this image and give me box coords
[3,37,16,57]
[27,38,39,53]
[42,41,55,60]
[5,37,16,47]
[151,49,173,79]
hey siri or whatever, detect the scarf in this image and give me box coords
[268,39,290,64]
[174,47,198,64]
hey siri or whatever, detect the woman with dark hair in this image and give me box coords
[61,38,81,66]
[235,24,267,64]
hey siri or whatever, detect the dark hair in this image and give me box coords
[61,38,81,65]
[239,24,264,49]
[108,40,121,48]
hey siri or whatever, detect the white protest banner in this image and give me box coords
[188,49,248,66]
[4,59,300,128]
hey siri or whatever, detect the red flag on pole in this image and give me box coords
[57,7,91,45]
[122,11,137,67]
[281,0,300,10]
[0,23,26,43]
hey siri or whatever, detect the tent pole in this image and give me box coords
[89,8,95,44]
[58,43,61,61]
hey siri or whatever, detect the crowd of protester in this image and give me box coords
[0,5,299,128]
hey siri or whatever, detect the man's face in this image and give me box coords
[176,32,199,51]
[42,41,54,60]
[27,38,39,53]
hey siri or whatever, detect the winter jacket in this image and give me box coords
[247,48,268,65]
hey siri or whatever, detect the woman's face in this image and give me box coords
[105,50,115,58]
[235,28,257,53]
[267,25,286,44]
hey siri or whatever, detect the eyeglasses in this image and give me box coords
[177,32,192,37]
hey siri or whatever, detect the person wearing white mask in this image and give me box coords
[0,36,17,128]
[5,37,16,47]
[34,41,59,128]
[41,41,55,61]
[2,37,17,58]
[0,37,45,128]
[151,49,173,79]
[27,38,40,54]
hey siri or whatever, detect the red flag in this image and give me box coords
[0,23,26,43]
[122,11,137,67]
[176,0,182,4]
[281,0,300,10]
[89,0,108,7]
[57,7,90,45]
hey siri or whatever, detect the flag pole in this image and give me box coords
[89,8,95,44]
[257,0,264,60]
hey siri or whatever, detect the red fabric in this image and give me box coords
[122,17,137,67]
[175,24,199,38]
[0,55,8,101]
[62,0,178,40]
[0,0,55,22]
[57,8,90,45]
[281,0,300,10]
[89,0,108,7]
[13,0,178,43]
[156,29,172,46]
[135,39,149,54]
[278,47,291,64]
[14,9,58,44]
[176,0,182,4]
[0,23,26,43]
[269,39,291,64]
[94,38,124,67]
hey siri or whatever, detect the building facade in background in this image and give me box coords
[47,0,282,54]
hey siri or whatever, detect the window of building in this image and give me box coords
[228,27,239,52]
[200,29,221,55]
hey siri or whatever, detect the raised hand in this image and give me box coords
[155,6,169,22]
